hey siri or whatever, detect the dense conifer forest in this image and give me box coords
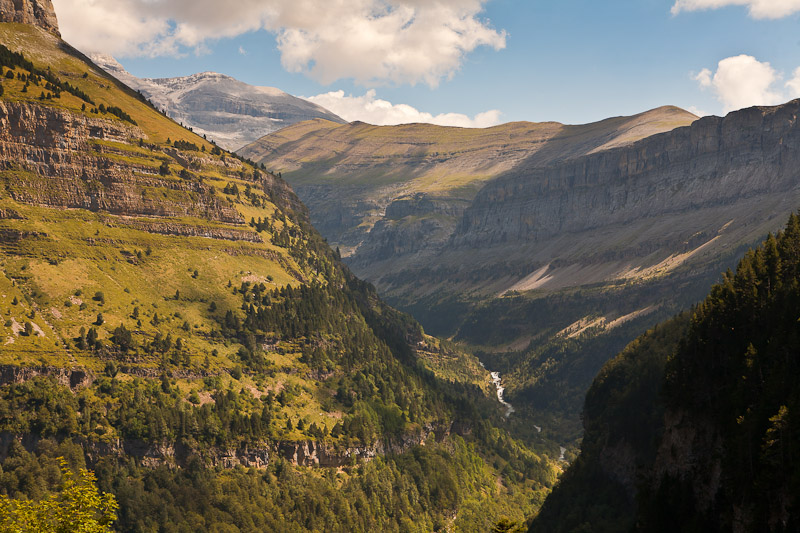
[531,213,800,532]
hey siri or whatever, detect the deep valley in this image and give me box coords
[1,0,800,531]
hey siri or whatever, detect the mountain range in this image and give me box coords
[0,4,556,531]
[238,106,697,263]
[90,54,345,151]
[2,0,800,530]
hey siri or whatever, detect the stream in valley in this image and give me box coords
[484,364,570,461]
[489,371,516,418]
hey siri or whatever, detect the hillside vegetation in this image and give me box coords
[0,21,558,531]
[531,212,800,532]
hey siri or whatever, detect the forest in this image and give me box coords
[530,213,800,532]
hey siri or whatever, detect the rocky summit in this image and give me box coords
[91,54,346,151]
[0,0,58,35]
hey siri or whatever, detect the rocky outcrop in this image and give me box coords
[0,432,272,470]
[0,422,448,472]
[0,101,244,224]
[124,220,264,243]
[0,364,93,388]
[345,193,469,263]
[87,438,272,470]
[90,56,346,151]
[454,101,800,247]
[0,0,59,35]
[278,422,446,467]
[384,193,467,220]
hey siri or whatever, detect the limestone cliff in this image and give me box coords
[0,0,58,35]
[0,100,243,225]
[241,106,697,263]
[361,100,800,305]
[455,101,800,248]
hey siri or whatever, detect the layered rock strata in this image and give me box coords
[0,101,245,227]
[0,0,59,35]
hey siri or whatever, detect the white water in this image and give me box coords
[481,363,566,463]
[489,371,516,418]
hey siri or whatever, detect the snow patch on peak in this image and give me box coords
[89,54,345,151]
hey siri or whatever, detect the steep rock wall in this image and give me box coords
[455,101,800,247]
[0,0,59,35]
[0,101,245,225]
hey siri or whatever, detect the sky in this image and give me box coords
[50,0,800,127]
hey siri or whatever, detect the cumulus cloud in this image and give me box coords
[694,55,790,112]
[787,67,800,97]
[671,0,800,19]
[305,89,502,128]
[686,105,712,117]
[51,0,506,87]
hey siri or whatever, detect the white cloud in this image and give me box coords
[238,46,248,56]
[671,0,800,19]
[686,105,712,117]
[787,67,800,98]
[694,68,713,88]
[51,0,505,87]
[694,55,788,112]
[305,89,502,128]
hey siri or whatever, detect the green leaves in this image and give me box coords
[0,459,118,533]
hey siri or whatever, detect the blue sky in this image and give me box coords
[52,0,800,126]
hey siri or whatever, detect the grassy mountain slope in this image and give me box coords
[238,107,697,254]
[531,212,800,532]
[0,22,557,531]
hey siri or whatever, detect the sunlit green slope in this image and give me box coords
[0,21,560,532]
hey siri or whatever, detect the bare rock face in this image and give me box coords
[90,55,346,151]
[354,100,800,306]
[0,100,244,225]
[454,101,800,248]
[0,0,60,35]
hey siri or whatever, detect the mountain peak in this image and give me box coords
[151,71,236,85]
[90,54,345,151]
[0,0,59,35]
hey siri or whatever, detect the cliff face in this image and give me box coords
[257,102,799,304]
[351,101,800,309]
[0,0,58,35]
[455,102,800,247]
[0,100,248,227]
[240,107,698,256]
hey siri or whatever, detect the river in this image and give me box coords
[487,369,515,418]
